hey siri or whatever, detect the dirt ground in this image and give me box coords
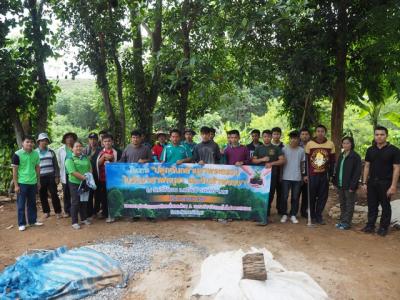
[1,190,399,300]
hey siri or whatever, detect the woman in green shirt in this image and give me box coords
[333,137,362,230]
[65,141,92,229]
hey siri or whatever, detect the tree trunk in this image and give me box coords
[108,2,125,147]
[129,0,162,142]
[177,0,192,133]
[331,0,348,155]
[9,106,25,148]
[27,0,50,133]
[97,32,117,138]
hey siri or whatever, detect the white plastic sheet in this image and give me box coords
[192,248,328,300]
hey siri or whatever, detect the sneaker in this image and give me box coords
[56,213,62,219]
[18,225,26,231]
[33,222,43,226]
[44,213,50,218]
[290,216,299,224]
[82,220,91,225]
[377,227,388,237]
[280,215,288,223]
[72,223,81,230]
[339,224,350,230]
[361,225,375,233]
[335,223,342,228]
[62,213,70,218]
[106,217,115,223]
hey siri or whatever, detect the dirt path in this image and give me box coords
[1,196,399,300]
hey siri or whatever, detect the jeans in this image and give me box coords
[39,176,61,214]
[367,179,392,229]
[17,184,37,226]
[281,180,302,216]
[309,173,329,222]
[69,182,87,225]
[87,176,100,218]
[338,189,356,226]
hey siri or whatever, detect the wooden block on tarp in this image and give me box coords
[242,253,267,281]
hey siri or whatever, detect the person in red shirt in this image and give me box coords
[152,130,168,162]
[96,134,118,222]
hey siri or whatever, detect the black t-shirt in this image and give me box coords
[365,143,400,181]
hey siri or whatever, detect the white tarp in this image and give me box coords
[192,248,328,300]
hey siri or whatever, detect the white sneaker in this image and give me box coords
[72,223,81,230]
[280,215,288,223]
[33,222,43,226]
[82,220,91,225]
[18,225,26,231]
[290,216,299,224]
[106,217,115,223]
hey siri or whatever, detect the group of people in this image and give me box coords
[12,124,399,236]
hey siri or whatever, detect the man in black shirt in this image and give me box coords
[362,126,400,236]
[246,129,261,159]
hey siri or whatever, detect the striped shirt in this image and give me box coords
[36,148,56,176]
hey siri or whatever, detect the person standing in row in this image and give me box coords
[224,130,250,166]
[299,128,311,218]
[65,141,92,230]
[152,131,168,162]
[333,137,362,230]
[182,129,197,154]
[36,133,62,219]
[192,126,221,164]
[280,131,306,224]
[83,133,101,220]
[271,127,285,216]
[96,134,118,223]
[362,126,400,236]
[161,129,192,164]
[247,129,261,159]
[252,130,285,225]
[57,132,77,218]
[12,136,44,231]
[305,125,335,225]
[120,130,153,163]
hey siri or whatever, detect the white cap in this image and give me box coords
[37,133,51,143]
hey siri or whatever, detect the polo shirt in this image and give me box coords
[365,143,400,181]
[246,142,261,158]
[12,149,40,184]
[253,144,282,166]
[65,155,91,185]
[161,144,191,163]
[182,141,196,154]
[66,147,73,160]
[338,152,348,187]
[36,148,56,177]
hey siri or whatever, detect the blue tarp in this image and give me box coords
[0,246,124,300]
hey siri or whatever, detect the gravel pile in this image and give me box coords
[84,235,200,300]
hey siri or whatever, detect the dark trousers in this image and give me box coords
[309,173,329,222]
[62,174,71,215]
[87,176,100,218]
[367,180,392,229]
[338,189,356,226]
[281,180,302,216]
[69,182,87,224]
[275,179,283,214]
[267,171,278,218]
[39,176,61,214]
[299,183,309,217]
[97,181,108,217]
[17,184,37,226]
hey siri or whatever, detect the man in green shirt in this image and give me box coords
[252,129,286,225]
[12,136,43,231]
[161,129,192,164]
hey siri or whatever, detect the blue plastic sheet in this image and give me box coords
[0,246,124,300]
